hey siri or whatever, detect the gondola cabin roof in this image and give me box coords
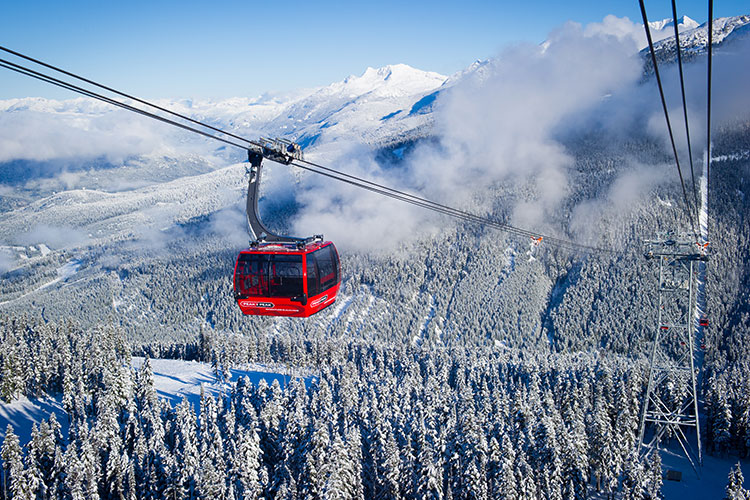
[241,240,331,255]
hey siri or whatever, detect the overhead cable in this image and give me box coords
[670,0,700,217]
[706,0,714,241]
[0,45,267,153]
[0,58,253,152]
[292,158,613,253]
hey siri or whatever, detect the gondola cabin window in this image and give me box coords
[234,254,304,298]
[312,244,338,292]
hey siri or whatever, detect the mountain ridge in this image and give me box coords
[645,15,750,67]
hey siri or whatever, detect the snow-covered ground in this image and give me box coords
[0,395,67,447]
[660,449,750,499]
[0,258,83,306]
[0,357,307,446]
[130,356,312,408]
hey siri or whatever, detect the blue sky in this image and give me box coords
[1,0,746,100]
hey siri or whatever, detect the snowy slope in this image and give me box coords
[261,64,447,146]
[661,450,750,500]
[0,162,248,246]
[0,395,66,448]
[130,357,308,407]
[183,63,447,146]
[202,62,446,145]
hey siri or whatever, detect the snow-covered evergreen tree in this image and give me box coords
[643,450,663,500]
[2,425,29,500]
[497,434,519,500]
[725,462,750,500]
[621,450,646,500]
[233,415,262,500]
[198,393,227,499]
[302,417,331,499]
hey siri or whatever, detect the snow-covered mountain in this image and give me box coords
[646,15,750,65]
[0,62,453,263]
[258,63,448,147]
[0,63,449,176]
[196,62,450,148]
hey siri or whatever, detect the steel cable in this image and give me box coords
[0,45,268,153]
[671,0,700,216]
[0,59,254,152]
[706,0,713,241]
[639,0,700,240]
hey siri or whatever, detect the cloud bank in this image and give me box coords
[293,20,645,251]
[0,248,15,274]
[0,108,171,164]
[15,224,91,249]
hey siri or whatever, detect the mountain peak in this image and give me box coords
[680,15,699,29]
[648,15,700,32]
[332,64,446,99]
[351,64,444,83]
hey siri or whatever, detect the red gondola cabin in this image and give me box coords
[234,240,341,317]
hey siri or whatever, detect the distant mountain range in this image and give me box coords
[2,15,748,247]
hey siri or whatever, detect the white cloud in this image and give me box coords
[0,248,15,273]
[290,142,437,253]
[583,14,695,51]
[411,21,642,229]
[569,161,672,247]
[209,205,251,247]
[0,106,199,164]
[584,15,645,50]
[15,224,90,249]
[597,34,750,160]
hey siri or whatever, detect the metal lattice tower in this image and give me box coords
[638,232,707,473]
